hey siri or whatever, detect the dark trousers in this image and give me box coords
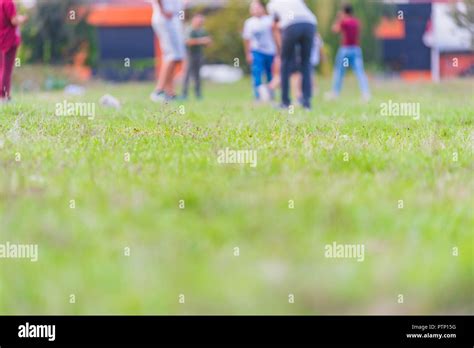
[281,23,316,108]
[0,45,18,99]
[182,54,203,98]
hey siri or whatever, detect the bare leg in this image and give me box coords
[156,60,171,92]
[156,60,179,96]
[165,61,181,96]
[268,56,281,91]
[291,73,302,102]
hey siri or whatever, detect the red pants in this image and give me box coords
[0,45,18,99]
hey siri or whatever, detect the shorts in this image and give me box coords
[152,16,185,62]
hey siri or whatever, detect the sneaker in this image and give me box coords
[362,93,371,103]
[150,90,167,103]
[301,102,311,111]
[258,84,273,103]
[165,94,179,102]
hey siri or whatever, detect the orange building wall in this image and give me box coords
[88,6,152,27]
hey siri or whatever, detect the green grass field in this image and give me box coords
[0,77,473,314]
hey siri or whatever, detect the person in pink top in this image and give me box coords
[327,3,370,101]
[0,0,27,103]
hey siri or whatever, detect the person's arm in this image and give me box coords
[201,31,212,46]
[11,15,28,26]
[272,22,281,55]
[243,39,252,65]
[157,0,173,19]
[267,3,281,54]
[4,1,27,26]
[187,36,212,46]
[332,12,343,33]
[242,22,253,64]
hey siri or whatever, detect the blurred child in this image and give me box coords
[327,3,370,101]
[150,0,186,102]
[243,0,276,101]
[182,13,211,100]
[0,0,27,103]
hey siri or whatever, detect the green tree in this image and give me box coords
[450,0,474,48]
[204,0,249,68]
[21,0,96,65]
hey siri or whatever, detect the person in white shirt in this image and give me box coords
[243,1,277,100]
[150,0,186,102]
[267,0,317,110]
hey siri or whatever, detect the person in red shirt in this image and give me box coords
[326,3,370,101]
[0,0,27,103]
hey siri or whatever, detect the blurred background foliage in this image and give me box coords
[204,1,249,67]
[19,0,97,66]
[450,0,474,48]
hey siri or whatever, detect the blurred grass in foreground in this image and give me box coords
[0,77,473,314]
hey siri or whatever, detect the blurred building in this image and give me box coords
[376,0,473,81]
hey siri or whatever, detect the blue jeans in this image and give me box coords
[251,51,274,99]
[332,46,370,96]
[281,22,316,108]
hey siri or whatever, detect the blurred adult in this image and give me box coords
[0,0,27,103]
[150,0,186,102]
[327,3,370,101]
[267,0,317,110]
